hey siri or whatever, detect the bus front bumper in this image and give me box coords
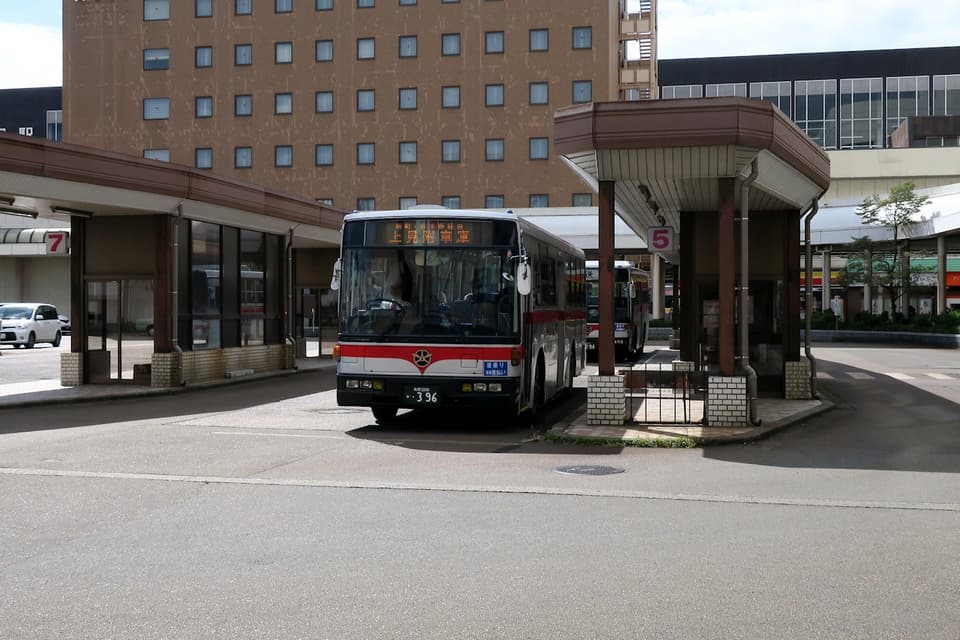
[337,375,520,411]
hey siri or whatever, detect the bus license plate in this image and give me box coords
[403,386,439,405]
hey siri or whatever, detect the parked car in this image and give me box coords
[0,303,63,348]
[58,314,71,335]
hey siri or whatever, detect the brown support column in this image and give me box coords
[70,217,86,356]
[679,211,697,364]
[784,210,801,361]
[598,179,616,376]
[154,215,172,353]
[718,178,736,376]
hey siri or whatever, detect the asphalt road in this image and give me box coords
[0,345,958,638]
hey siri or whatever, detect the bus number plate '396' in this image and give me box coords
[404,386,439,405]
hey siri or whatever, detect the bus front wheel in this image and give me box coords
[372,406,398,423]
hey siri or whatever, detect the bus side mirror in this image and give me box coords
[330,258,342,291]
[516,262,531,296]
[629,282,636,299]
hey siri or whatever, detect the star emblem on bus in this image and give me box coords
[413,349,432,370]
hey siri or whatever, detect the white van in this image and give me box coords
[0,303,63,349]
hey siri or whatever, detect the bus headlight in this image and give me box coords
[345,379,359,389]
[360,380,373,389]
[474,382,487,392]
[488,383,502,393]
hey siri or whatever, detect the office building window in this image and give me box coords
[357,0,374,6]
[485,195,504,208]
[357,143,375,165]
[235,0,252,14]
[485,31,504,54]
[195,96,213,118]
[276,0,292,12]
[195,46,213,68]
[275,42,293,64]
[795,79,838,150]
[357,38,375,59]
[235,44,253,65]
[144,149,170,162]
[399,141,417,163]
[442,33,461,56]
[143,98,170,120]
[572,193,592,206]
[400,0,416,5]
[529,194,549,208]
[316,0,333,8]
[144,0,169,20]
[45,110,62,142]
[399,87,417,110]
[441,140,460,162]
[235,146,253,168]
[529,28,548,51]
[572,26,592,49]
[485,138,504,161]
[442,86,460,108]
[143,49,169,70]
[195,148,213,169]
[749,81,791,115]
[441,196,460,209]
[316,40,333,62]
[235,94,253,116]
[886,76,930,141]
[399,197,417,210]
[315,91,334,113]
[661,85,703,99]
[399,35,417,58]
[529,137,548,160]
[357,198,376,211]
[441,0,459,3]
[529,82,549,105]
[196,0,212,17]
[839,77,883,149]
[706,83,747,97]
[572,80,592,104]
[933,75,960,116]
[357,89,375,112]
[275,93,293,114]
[315,144,333,166]
[485,84,504,107]
[275,145,293,167]
[239,229,266,347]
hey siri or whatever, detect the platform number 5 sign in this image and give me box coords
[647,227,673,253]
[45,231,69,255]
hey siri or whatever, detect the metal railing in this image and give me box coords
[624,362,706,425]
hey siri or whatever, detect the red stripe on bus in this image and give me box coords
[339,344,515,363]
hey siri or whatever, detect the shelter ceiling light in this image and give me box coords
[0,205,39,219]
[51,206,94,218]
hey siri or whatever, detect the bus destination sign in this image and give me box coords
[375,220,474,246]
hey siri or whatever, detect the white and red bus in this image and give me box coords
[585,259,650,361]
[330,208,586,422]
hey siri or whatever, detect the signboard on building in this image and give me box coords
[44,230,69,255]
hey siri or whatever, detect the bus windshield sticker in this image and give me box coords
[483,361,508,377]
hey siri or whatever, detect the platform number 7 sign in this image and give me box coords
[647,227,673,253]
[45,231,69,255]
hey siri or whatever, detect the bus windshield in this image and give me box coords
[586,273,632,323]
[338,246,519,341]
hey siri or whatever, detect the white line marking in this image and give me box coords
[926,373,953,380]
[816,372,834,379]
[884,372,914,380]
[846,372,874,380]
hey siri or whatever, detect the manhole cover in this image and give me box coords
[554,464,625,476]
[309,408,367,415]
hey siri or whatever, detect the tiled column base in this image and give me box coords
[784,358,812,400]
[151,352,181,388]
[707,375,746,427]
[282,342,296,370]
[588,374,626,426]
[60,352,82,387]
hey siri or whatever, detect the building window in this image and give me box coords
[839,77,883,149]
[441,0,459,3]
[144,148,170,162]
[240,230,266,347]
[400,0,416,4]
[195,46,213,68]
[529,82,549,105]
[572,193,592,206]
[357,89,375,112]
[795,79,838,150]
[191,221,221,350]
[485,138,504,161]
[235,44,253,66]
[485,195,504,208]
[143,98,170,120]
[275,145,293,167]
[275,42,293,64]
[316,39,333,62]
[399,87,417,110]
[275,0,292,12]
[315,91,334,113]
[399,35,417,58]
[195,147,213,169]
[357,198,376,211]
[357,0,374,6]
[315,144,333,166]
[529,194,549,208]
[934,75,960,115]
[706,83,747,98]
[661,85,703,99]
[886,76,930,141]
[275,93,293,114]
[529,28,548,51]
[144,0,169,20]
[195,96,213,118]
[399,141,417,164]
[399,197,417,209]
[235,146,253,168]
[441,140,460,162]
[485,84,504,107]
[441,33,461,56]
[441,196,460,208]
[235,94,253,116]
[316,0,333,8]
[572,80,592,104]
[45,110,62,142]
[442,85,460,108]
[143,49,169,70]
[357,38,375,60]
[196,0,212,17]
[572,26,592,49]
[235,0,252,15]
[749,81,791,116]
[357,143,375,165]
[529,137,548,160]
[485,31,504,54]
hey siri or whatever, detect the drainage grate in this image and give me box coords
[554,464,625,476]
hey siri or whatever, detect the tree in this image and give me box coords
[855,181,929,315]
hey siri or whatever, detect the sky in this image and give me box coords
[1,0,959,89]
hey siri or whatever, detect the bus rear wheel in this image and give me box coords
[372,406,398,423]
